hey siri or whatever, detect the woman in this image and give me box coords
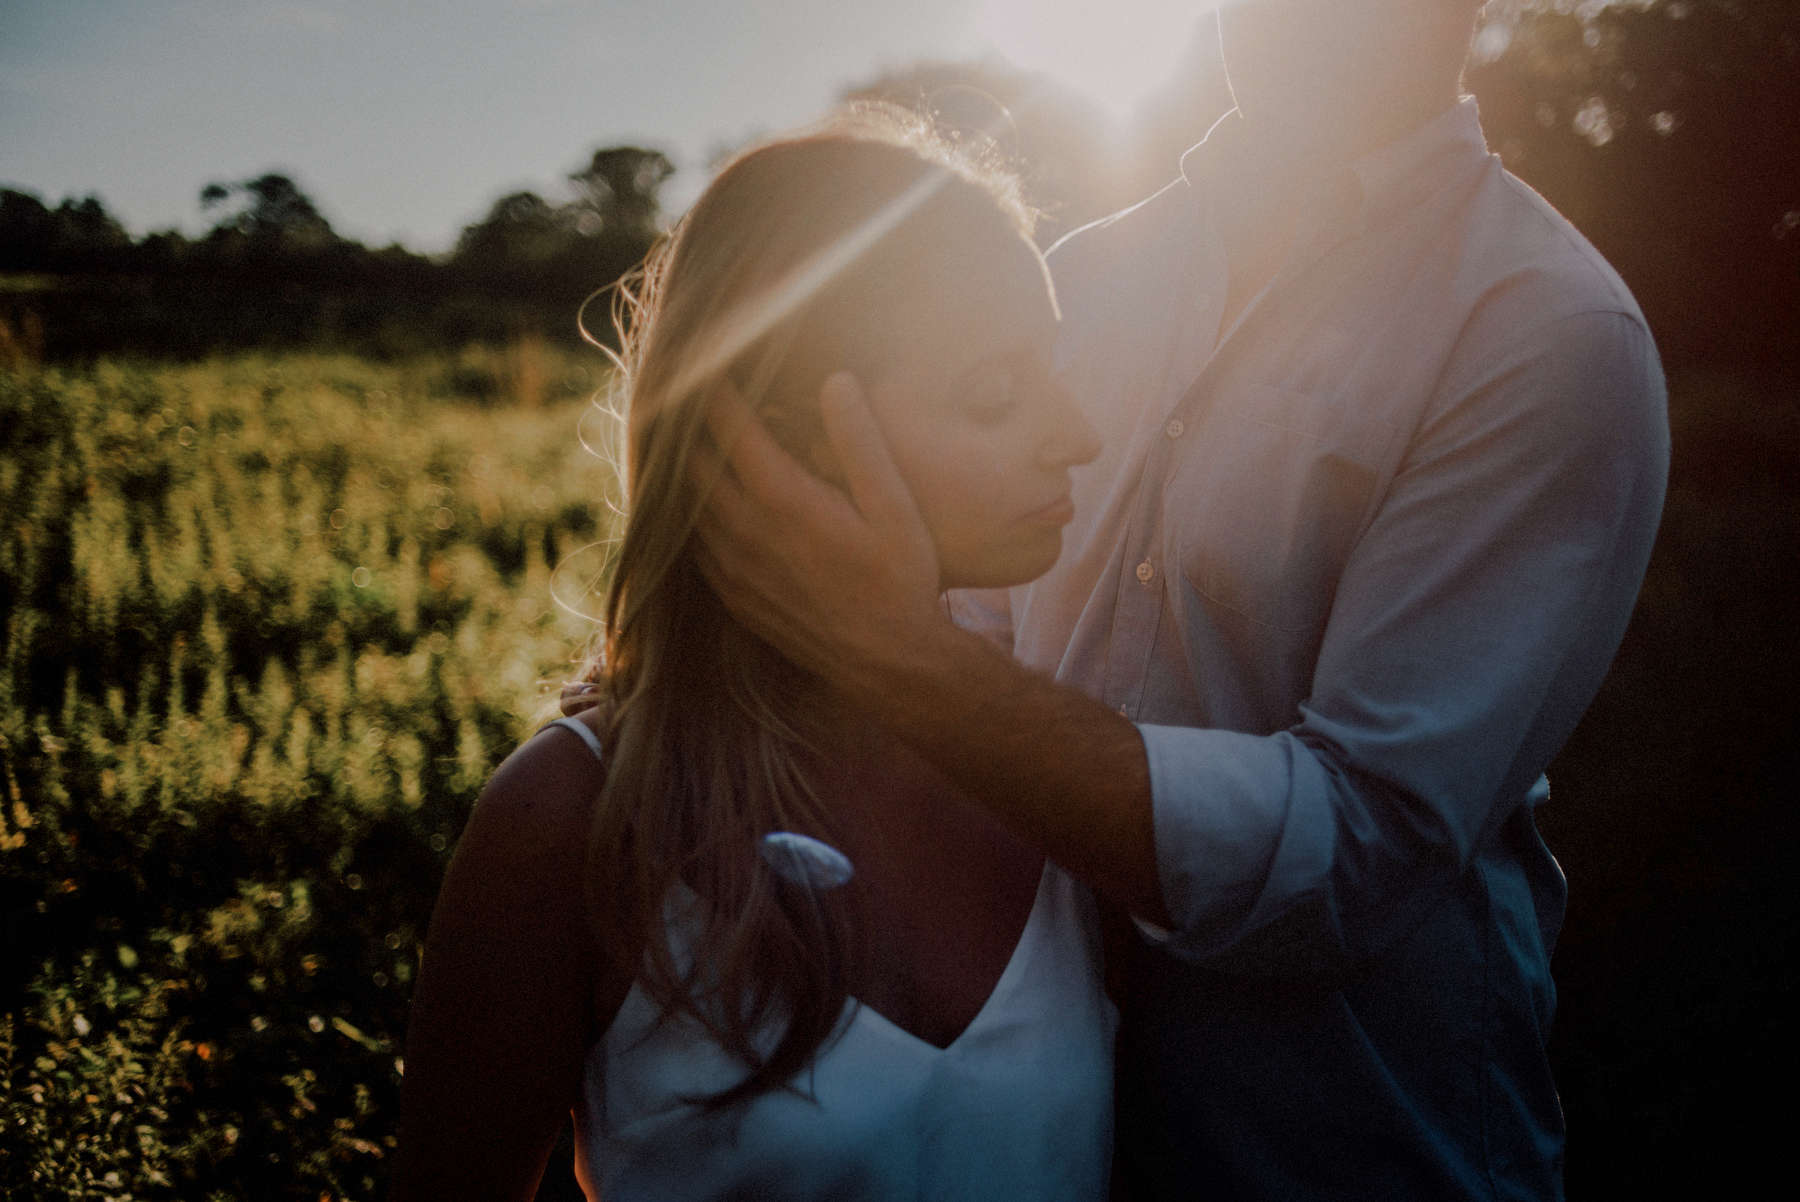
[394,108,1110,1201]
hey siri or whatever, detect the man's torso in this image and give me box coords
[1006,100,1656,1199]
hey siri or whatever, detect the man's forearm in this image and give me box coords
[839,615,1170,925]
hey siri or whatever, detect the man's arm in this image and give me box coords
[1139,307,1667,974]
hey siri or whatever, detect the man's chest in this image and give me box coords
[1076,250,1455,605]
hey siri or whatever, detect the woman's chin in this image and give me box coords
[940,533,1064,592]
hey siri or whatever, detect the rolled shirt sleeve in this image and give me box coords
[1143,309,1669,975]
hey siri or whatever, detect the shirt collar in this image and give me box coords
[1176,95,1492,243]
[1347,96,1491,236]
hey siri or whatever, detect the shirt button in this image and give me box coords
[1135,559,1154,583]
[1165,419,1185,439]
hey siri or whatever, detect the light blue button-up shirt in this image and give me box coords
[955,99,1668,1198]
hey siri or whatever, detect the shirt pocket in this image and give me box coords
[1170,384,1396,634]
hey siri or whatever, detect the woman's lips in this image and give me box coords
[1022,494,1075,526]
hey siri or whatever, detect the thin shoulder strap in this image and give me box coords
[541,715,606,764]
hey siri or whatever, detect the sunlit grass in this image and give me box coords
[0,350,620,1200]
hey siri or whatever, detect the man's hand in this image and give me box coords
[692,373,945,697]
[558,681,601,717]
[690,374,1168,926]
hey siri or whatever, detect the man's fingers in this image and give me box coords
[557,682,601,718]
[819,371,923,536]
[703,378,806,505]
[690,382,786,549]
[698,374,868,537]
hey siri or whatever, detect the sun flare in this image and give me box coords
[970,0,1229,116]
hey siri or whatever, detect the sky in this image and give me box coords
[0,0,1223,254]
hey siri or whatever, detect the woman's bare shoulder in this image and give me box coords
[441,716,609,937]
[482,714,605,810]
[395,714,613,1201]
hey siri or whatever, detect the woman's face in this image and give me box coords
[853,228,1100,592]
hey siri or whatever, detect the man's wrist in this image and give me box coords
[832,595,976,713]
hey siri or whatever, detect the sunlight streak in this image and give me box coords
[661,164,958,408]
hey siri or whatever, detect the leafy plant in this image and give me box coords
[0,352,620,1199]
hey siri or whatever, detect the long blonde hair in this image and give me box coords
[586,106,1034,1106]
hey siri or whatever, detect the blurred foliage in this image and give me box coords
[200,175,337,252]
[451,147,673,335]
[0,193,132,273]
[1467,0,1800,369]
[1,959,216,1200]
[0,351,621,1200]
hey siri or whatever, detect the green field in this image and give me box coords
[0,350,622,1200]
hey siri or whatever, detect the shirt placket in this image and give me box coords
[1103,421,1180,718]
[1097,198,1222,718]
[1101,171,1361,720]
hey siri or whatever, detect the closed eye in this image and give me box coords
[957,361,1018,425]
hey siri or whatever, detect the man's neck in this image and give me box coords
[1241,86,1460,178]
[1209,91,1461,333]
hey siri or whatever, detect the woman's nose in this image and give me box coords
[1039,377,1101,469]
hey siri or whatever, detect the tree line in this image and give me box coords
[0,148,673,362]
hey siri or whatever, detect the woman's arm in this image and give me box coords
[393,715,629,1201]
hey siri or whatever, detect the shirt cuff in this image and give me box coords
[1137,723,1335,958]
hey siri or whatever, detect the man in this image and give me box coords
[692,1,1668,1196]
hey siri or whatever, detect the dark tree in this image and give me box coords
[447,148,674,345]
[200,173,337,250]
[0,189,130,271]
[1466,0,1800,368]
[452,191,569,270]
[0,189,57,270]
[568,147,674,244]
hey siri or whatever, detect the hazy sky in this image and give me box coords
[0,0,1220,253]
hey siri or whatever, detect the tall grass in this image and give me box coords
[0,351,621,1200]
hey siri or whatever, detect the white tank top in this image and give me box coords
[542,719,1117,1201]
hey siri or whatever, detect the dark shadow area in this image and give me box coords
[1538,370,1797,1197]
[535,1120,587,1202]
